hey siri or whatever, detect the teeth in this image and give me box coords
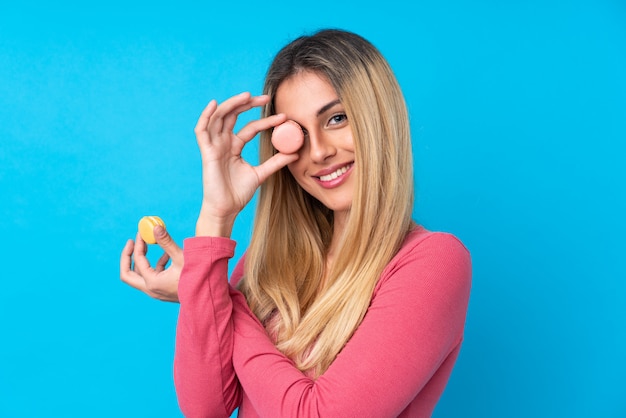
[319,164,352,182]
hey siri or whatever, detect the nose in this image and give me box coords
[306,129,336,163]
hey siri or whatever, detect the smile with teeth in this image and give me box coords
[318,163,353,182]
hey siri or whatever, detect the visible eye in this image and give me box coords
[328,113,348,126]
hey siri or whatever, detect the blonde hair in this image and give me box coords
[239,29,414,377]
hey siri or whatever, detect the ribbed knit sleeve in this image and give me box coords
[230,230,472,417]
[172,229,471,418]
[174,236,241,418]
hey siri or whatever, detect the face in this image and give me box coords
[274,71,356,218]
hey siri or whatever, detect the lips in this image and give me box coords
[318,163,353,182]
[312,162,354,189]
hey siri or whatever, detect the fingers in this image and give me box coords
[120,239,150,294]
[208,92,252,134]
[120,239,135,279]
[155,252,171,273]
[194,99,218,138]
[195,93,270,142]
[120,229,182,303]
[131,231,152,277]
[220,94,270,134]
[254,152,300,184]
[153,225,183,266]
[237,113,287,143]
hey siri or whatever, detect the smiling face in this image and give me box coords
[274,71,356,220]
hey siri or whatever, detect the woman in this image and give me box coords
[121,29,471,417]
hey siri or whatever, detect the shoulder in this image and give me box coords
[394,225,470,265]
[376,225,472,294]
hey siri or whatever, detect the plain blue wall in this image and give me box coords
[1,0,624,417]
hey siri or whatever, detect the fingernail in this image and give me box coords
[154,225,165,238]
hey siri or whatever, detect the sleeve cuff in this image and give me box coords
[183,236,237,256]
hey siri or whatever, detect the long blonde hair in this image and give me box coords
[239,29,414,377]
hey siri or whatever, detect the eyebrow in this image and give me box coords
[316,99,342,116]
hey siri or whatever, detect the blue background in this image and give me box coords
[1,0,624,417]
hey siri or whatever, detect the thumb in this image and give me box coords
[154,225,183,264]
[256,152,300,184]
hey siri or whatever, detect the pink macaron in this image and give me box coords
[271,120,304,154]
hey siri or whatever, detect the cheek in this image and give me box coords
[286,143,309,176]
[286,161,310,190]
[344,130,355,150]
[286,161,303,181]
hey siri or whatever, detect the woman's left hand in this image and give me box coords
[120,226,183,302]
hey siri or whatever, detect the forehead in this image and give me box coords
[274,71,339,116]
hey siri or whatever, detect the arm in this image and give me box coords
[230,232,472,417]
[174,237,240,417]
[173,93,297,416]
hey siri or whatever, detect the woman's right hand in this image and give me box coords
[194,92,299,237]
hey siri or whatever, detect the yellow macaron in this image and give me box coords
[138,216,166,244]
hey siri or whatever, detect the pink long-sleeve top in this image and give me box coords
[174,226,471,418]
